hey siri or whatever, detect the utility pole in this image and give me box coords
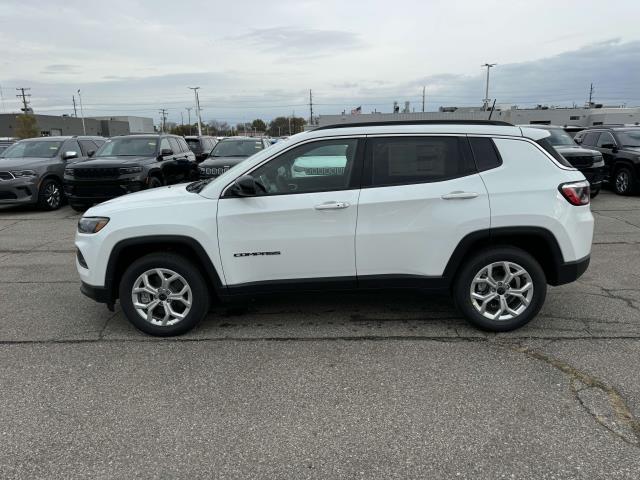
[0,84,6,113]
[72,95,78,117]
[180,111,184,128]
[186,107,193,135]
[422,86,426,112]
[309,89,314,126]
[288,116,292,135]
[77,89,86,135]
[588,83,594,106]
[481,63,496,111]
[159,108,168,133]
[16,87,31,113]
[188,87,203,136]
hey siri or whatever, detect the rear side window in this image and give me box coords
[535,137,573,168]
[468,137,502,171]
[178,138,190,152]
[367,136,475,187]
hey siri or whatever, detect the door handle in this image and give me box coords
[315,201,350,210]
[441,191,479,200]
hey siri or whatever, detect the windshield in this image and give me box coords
[211,139,264,157]
[2,140,63,158]
[617,130,640,147]
[96,137,158,157]
[544,129,576,147]
[186,139,201,149]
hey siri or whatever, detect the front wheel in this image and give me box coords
[119,253,209,336]
[147,176,163,189]
[37,178,63,210]
[453,247,547,332]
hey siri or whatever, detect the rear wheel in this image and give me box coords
[37,178,63,210]
[590,186,600,198]
[119,253,209,336]
[453,247,547,332]
[614,166,637,195]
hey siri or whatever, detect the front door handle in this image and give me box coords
[441,191,479,200]
[315,201,350,210]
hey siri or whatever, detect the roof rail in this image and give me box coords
[313,119,513,130]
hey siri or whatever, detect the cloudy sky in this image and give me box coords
[1,0,639,125]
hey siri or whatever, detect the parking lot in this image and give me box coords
[0,190,639,478]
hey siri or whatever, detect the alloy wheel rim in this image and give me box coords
[470,261,534,321]
[616,171,629,193]
[45,183,61,208]
[131,268,192,327]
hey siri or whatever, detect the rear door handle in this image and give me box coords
[315,201,350,210]
[441,191,479,200]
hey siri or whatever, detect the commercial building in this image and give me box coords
[88,116,155,134]
[316,106,640,128]
[0,114,155,138]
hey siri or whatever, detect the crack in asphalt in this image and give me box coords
[594,211,640,229]
[503,341,640,448]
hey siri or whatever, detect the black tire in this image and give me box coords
[37,178,63,210]
[148,176,163,189]
[453,246,547,332]
[119,253,209,336]
[613,166,637,196]
[590,186,600,198]
[70,203,90,212]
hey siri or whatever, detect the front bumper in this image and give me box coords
[580,166,606,187]
[0,176,39,205]
[64,178,145,204]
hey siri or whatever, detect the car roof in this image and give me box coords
[18,135,104,141]
[300,124,549,141]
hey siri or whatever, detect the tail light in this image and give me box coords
[559,180,590,206]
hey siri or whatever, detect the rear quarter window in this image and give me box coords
[535,137,573,168]
[468,137,502,171]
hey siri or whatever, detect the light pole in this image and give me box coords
[188,87,203,136]
[481,63,496,111]
[77,89,86,135]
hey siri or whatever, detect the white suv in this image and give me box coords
[75,121,594,336]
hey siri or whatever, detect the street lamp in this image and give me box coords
[482,63,497,111]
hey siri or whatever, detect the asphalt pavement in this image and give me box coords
[0,190,639,479]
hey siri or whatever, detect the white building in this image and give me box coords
[316,106,640,128]
[88,116,155,134]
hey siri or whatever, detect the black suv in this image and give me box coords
[198,137,271,179]
[525,125,605,196]
[63,134,197,211]
[0,136,105,210]
[575,126,640,195]
[184,136,218,162]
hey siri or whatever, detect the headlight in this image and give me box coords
[78,217,110,234]
[64,168,75,176]
[11,170,36,178]
[119,166,142,174]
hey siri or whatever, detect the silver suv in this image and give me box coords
[0,136,104,210]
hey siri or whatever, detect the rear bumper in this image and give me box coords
[552,254,590,286]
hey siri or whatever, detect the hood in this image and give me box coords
[0,156,50,170]
[623,146,640,154]
[199,156,248,168]
[72,156,153,167]
[87,183,199,215]
[554,145,599,156]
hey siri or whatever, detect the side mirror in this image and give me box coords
[601,143,617,151]
[87,150,96,158]
[62,151,78,160]
[160,148,173,157]
[230,175,259,197]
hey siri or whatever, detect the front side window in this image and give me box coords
[251,139,358,195]
[159,138,171,155]
[2,140,63,158]
[368,136,475,187]
[169,138,181,154]
[78,140,97,156]
[596,132,616,148]
[96,138,158,157]
[581,132,600,146]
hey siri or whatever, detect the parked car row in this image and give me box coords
[0,134,274,211]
